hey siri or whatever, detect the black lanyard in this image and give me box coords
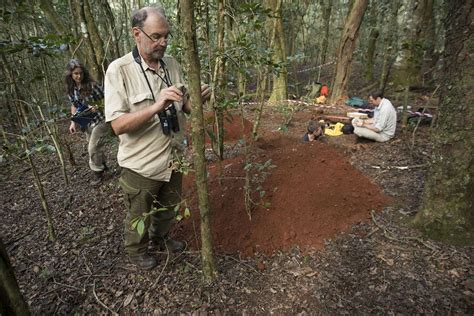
[132,46,173,102]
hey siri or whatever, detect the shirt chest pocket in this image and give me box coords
[128,92,154,113]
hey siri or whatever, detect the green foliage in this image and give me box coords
[0,34,73,57]
[244,158,276,212]
[39,268,54,281]
[131,199,191,237]
[275,102,298,130]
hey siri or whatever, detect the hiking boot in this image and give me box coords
[90,170,104,186]
[154,237,186,253]
[129,254,158,270]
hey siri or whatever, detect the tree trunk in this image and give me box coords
[267,0,288,103]
[320,0,333,65]
[364,1,379,82]
[392,0,429,89]
[420,0,437,82]
[379,0,401,92]
[38,0,68,35]
[329,0,369,104]
[0,239,30,316]
[100,0,121,59]
[211,0,226,160]
[179,0,217,281]
[84,0,107,80]
[414,1,473,245]
[71,0,101,81]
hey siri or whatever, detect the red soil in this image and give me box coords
[176,116,390,256]
[187,112,254,143]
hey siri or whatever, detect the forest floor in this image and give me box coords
[1,101,473,314]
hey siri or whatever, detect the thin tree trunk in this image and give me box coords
[211,0,226,160]
[100,0,121,59]
[421,0,437,82]
[38,0,68,35]
[379,0,400,92]
[329,0,369,104]
[0,239,30,316]
[267,0,288,103]
[364,2,379,82]
[252,70,268,140]
[414,0,473,244]
[71,0,101,80]
[24,138,56,242]
[84,0,107,81]
[320,0,333,65]
[37,104,69,185]
[180,0,217,281]
[1,55,28,128]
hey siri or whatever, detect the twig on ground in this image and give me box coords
[223,254,262,275]
[370,164,427,170]
[366,227,380,238]
[5,226,36,247]
[152,248,171,288]
[77,230,115,246]
[370,210,438,252]
[83,253,93,275]
[93,280,119,316]
[52,280,82,291]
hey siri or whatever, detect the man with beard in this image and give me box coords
[352,91,397,142]
[105,6,210,269]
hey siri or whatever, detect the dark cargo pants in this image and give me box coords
[119,168,182,257]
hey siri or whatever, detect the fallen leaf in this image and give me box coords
[123,293,134,307]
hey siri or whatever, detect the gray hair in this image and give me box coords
[131,5,166,28]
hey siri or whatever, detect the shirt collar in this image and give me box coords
[139,55,166,74]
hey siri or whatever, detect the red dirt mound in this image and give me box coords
[175,133,390,257]
[186,111,253,143]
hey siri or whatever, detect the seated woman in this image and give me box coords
[65,59,110,184]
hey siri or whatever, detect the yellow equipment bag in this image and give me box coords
[324,122,345,136]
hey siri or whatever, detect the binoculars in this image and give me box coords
[159,104,179,135]
[159,84,188,135]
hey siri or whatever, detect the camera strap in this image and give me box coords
[132,46,173,103]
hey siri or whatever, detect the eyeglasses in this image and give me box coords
[138,28,170,43]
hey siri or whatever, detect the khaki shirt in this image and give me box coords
[104,52,187,181]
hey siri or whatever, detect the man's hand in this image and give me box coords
[111,86,184,135]
[69,122,76,134]
[201,84,211,102]
[355,119,364,127]
[155,86,184,112]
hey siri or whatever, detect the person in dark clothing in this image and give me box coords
[303,121,322,142]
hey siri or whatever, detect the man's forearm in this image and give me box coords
[111,105,158,135]
[364,122,380,132]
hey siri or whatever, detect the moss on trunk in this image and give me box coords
[414,0,474,245]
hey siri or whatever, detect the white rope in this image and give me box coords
[288,60,336,75]
[242,99,337,109]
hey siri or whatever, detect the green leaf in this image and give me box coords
[137,220,145,236]
[131,218,139,230]
[174,203,181,212]
[176,214,183,222]
[184,207,191,218]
